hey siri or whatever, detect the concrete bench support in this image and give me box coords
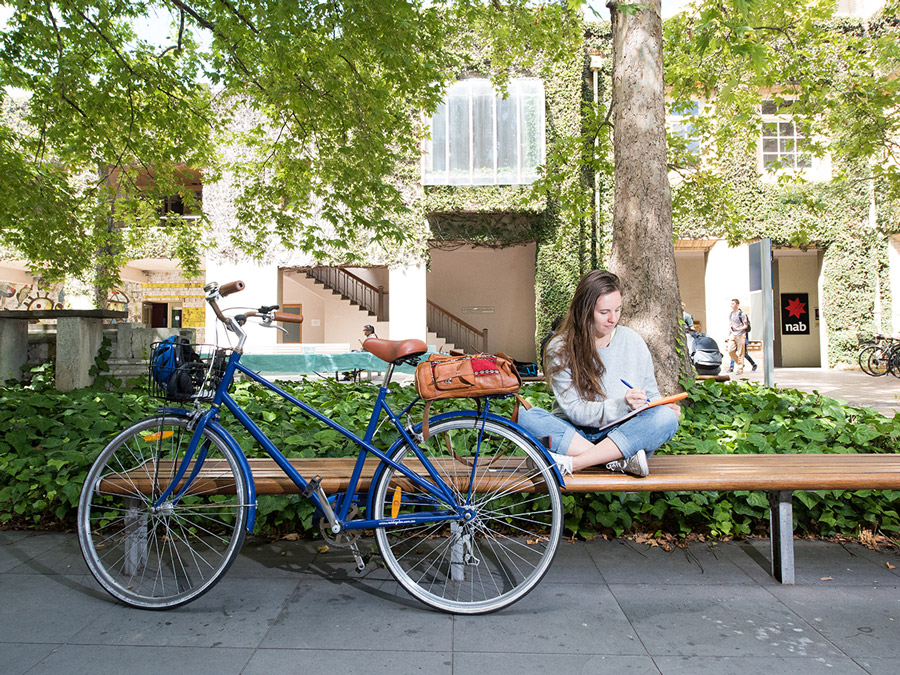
[768,490,795,584]
[0,318,28,381]
[56,316,104,391]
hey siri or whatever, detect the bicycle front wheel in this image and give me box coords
[868,346,890,376]
[858,345,878,375]
[372,416,563,614]
[78,416,249,609]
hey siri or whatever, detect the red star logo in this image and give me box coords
[785,297,806,319]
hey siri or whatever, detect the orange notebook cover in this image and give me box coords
[594,391,688,432]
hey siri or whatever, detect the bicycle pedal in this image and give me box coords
[302,475,322,499]
[351,548,370,573]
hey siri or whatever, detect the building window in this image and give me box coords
[423,79,546,186]
[761,99,811,170]
[667,100,701,166]
[159,190,202,223]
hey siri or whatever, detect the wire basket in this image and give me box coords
[148,341,230,402]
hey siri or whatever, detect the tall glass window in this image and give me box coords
[669,101,701,153]
[761,99,811,170]
[424,79,546,185]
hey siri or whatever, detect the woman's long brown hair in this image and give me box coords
[544,270,622,401]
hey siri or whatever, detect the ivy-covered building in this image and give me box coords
[2,5,897,370]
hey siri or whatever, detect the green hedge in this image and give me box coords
[1,376,898,539]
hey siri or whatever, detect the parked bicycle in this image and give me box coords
[77,280,564,614]
[858,335,900,377]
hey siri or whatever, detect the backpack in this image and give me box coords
[687,331,723,375]
[150,336,204,400]
[731,309,750,333]
[514,360,538,377]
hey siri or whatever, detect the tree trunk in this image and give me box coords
[93,165,117,310]
[608,0,689,394]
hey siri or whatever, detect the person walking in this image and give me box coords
[726,299,752,375]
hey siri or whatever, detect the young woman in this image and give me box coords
[519,270,681,477]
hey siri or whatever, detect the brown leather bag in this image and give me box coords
[414,353,529,439]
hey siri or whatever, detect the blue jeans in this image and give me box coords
[517,405,679,459]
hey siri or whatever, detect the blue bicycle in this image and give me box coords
[77,280,564,614]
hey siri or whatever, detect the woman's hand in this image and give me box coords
[624,387,648,410]
[665,403,682,418]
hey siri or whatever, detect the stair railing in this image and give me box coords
[427,301,488,353]
[303,267,387,321]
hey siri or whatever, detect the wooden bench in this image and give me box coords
[109,453,900,585]
[695,374,730,382]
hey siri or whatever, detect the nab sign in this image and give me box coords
[781,293,810,335]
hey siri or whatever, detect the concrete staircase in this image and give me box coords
[426,331,456,354]
[291,273,389,341]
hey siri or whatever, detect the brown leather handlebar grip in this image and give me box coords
[219,280,245,297]
[273,311,303,324]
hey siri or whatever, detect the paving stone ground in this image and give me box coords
[2,532,899,675]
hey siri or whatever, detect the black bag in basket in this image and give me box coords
[151,337,204,400]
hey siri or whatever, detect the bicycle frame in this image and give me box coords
[153,348,486,535]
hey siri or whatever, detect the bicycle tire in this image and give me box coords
[867,346,890,376]
[888,346,900,378]
[858,344,879,375]
[78,415,249,610]
[371,416,563,614]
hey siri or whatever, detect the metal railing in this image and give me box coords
[303,267,387,321]
[427,301,488,353]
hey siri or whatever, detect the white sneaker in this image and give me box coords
[605,449,649,477]
[548,451,574,476]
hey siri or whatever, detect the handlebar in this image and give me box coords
[204,280,304,350]
[219,280,246,297]
[272,311,303,324]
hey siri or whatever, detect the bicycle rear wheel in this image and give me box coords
[78,416,249,609]
[372,416,563,614]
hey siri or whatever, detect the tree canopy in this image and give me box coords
[0,0,580,287]
[664,0,900,238]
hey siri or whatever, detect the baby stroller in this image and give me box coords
[686,330,724,376]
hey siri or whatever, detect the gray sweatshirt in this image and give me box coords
[547,325,662,428]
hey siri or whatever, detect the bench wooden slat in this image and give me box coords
[101,454,900,496]
[249,454,900,494]
[101,456,544,496]
[561,454,900,493]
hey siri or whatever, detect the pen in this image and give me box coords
[620,379,651,402]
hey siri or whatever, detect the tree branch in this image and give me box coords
[751,25,796,50]
[215,0,260,34]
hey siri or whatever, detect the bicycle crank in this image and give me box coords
[318,505,361,548]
